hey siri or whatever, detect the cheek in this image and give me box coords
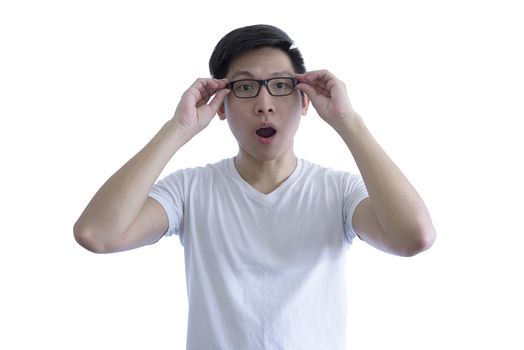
[224,105,250,139]
[227,118,245,134]
[283,98,304,125]
[224,98,245,120]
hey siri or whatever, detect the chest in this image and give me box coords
[183,182,346,269]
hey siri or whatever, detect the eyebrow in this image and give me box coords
[230,70,295,80]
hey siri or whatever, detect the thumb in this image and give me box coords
[296,83,317,100]
[208,88,230,114]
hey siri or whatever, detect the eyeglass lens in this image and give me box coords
[232,78,295,98]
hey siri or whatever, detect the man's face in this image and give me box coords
[219,47,309,162]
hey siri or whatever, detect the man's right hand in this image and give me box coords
[172,78,230,137]
[74,78,230,254]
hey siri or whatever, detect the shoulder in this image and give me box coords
[299,159,359,185]
[159,158,232,183]
[297,159,367,202]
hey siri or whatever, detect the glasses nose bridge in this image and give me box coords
[257,79,272,96]
[254,79,275,114]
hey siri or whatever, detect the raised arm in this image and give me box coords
[297,71,435,256]
[73,78,230,253]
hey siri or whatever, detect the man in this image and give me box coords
[74,24,436,349]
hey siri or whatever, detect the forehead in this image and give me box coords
[228,47,295,80]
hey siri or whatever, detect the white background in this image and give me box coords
[1,0,523,349]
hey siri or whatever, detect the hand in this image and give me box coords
[172,78,230,136]
[296,70,357,128]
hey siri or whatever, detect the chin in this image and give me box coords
[243,145,294,163]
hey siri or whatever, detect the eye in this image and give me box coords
[269,78,294,94]
[233,81,255,91]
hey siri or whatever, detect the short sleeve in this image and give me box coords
[148,171,185,240]
[342,173,369,243]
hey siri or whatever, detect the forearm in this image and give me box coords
[297,69,434,254]
[74,120,191,241]
[333,114,435,246]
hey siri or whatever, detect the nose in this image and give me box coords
[254,86,275,115]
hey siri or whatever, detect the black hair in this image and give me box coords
[209,24,306,79]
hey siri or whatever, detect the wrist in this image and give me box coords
[157,119,197,151]
[331,112,374,152]
[330,111,363,134]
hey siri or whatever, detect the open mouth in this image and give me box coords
[255,127,277,138]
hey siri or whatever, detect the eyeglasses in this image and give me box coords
[228,77,298,99]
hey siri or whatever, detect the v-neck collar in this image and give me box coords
[226,157,303,206]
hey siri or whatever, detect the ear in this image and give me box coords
[217,103,226,120]
[300,92,310,116]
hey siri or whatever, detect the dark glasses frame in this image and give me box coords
[227,77,298,98]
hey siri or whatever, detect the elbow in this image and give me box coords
[73,221,114,254]
[401,224,436,257]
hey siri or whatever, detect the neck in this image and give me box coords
[234,148,297,194]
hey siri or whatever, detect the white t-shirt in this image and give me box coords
[149,158,369,350]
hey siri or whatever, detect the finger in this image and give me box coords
[295,82,318,99]
[299,78,327,94]
[207,88,230,113]
[298,80,330,98]
[191,80,228,107]
[298,70,335,89]
[190,78,228,101]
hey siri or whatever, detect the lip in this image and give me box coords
[254,122,277,131]
[253,122,277,145]
[256,133,275,145]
